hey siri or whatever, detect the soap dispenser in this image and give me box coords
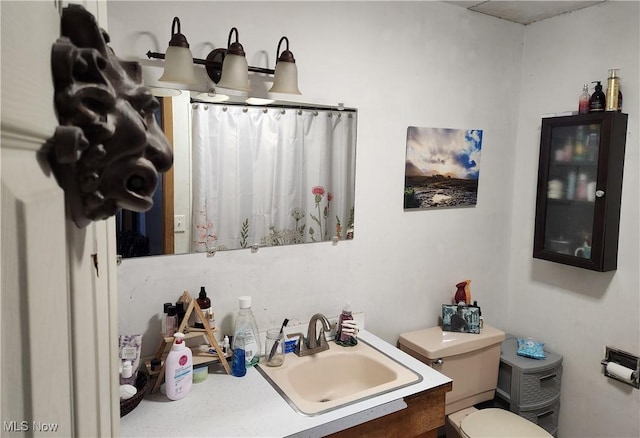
[589,81,606,112]
[336,302,357,346]
[164,332,193,400]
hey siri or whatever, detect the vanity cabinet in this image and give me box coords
[533,112,628,271]
[327,383,452,438]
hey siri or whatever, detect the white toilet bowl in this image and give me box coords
[449,407,552,438]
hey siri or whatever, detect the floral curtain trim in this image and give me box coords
[193,185,354,251]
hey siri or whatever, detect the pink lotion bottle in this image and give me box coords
[578,84,590,114]
[164,332,193,400]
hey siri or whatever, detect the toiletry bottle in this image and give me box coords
[578,84,590,114]
[336,303,354,344]
[589,81,605,112]
[574,125,588,160]
[231,333,247,377]
[574,126,585,161]
[605,69,620,111]
[576,173,588,200]
[165,305,177,337]
[232,296,261,367]
[563,137,573,162]
[587,125,600,161]
[120,360,133,385]
[150,358,162,373]
[161,302,172,336]
[617,86,623,112]
[222,335,230,355]
[164,332,193,400]
[566,170,576,200]
[194,286,211,329]
[175,302,185,328]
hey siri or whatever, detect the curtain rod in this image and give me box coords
[189,98,357,113]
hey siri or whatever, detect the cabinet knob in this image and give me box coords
[596,190,605,198]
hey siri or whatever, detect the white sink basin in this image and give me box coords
[257,338,422,416]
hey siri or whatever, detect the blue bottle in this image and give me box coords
[231,334,246,377]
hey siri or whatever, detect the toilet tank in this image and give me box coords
[399,325,505,415]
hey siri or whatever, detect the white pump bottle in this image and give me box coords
[164,332,193,400]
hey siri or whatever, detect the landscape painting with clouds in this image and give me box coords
[404,126,482,209]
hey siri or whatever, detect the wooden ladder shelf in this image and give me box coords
[148,291,230,393]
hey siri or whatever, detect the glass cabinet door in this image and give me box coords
[543,123,600,257]
[533,112,628,271]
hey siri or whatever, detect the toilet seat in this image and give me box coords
[460,408,552,437]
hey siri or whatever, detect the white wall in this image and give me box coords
[508,2,640,437]
[111,1,639,437]
[111,0,521,351]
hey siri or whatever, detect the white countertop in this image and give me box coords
[120,329,451,438]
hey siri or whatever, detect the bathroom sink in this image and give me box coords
[257,338,422,416]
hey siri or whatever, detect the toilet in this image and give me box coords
[398,325,552,438]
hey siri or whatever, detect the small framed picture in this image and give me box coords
[442,304,481,334]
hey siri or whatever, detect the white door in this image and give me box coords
[1,1,118,436]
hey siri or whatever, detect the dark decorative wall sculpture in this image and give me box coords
[44,4,173,228]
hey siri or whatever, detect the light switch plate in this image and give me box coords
[174,215,186,233]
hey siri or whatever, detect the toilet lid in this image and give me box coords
[460,408,553,437]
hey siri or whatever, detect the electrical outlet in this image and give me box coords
[174,215,186,233]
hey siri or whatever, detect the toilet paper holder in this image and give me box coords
[601,346,639,389]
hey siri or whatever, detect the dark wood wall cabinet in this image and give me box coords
[533,112,628,271]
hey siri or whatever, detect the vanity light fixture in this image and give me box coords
[157,17,198,84]
[216,27,250,92]
[146,19,302,95]
[268,36,301,95]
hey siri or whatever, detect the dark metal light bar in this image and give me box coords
[146,50,275,83]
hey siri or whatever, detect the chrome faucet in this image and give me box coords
[288,313,332,357]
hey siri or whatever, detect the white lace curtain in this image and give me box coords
[191,104,356,252]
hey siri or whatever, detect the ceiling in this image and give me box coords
[444,1,607,25]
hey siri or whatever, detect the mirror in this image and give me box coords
[116,92,357,258]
